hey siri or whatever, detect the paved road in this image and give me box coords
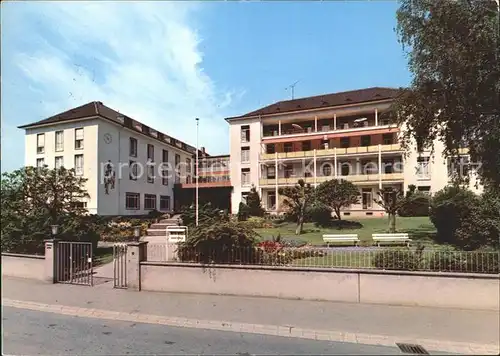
[2,307,404,355]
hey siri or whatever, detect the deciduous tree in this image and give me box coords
[316,179,360,220]
[393,0,500,188]
[278,179,315,235]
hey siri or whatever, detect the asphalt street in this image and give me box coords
[2,306,405,355]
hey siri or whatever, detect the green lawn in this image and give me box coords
[254,216,437,246]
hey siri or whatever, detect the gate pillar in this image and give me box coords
[126,241,148,291]
[43,239,59,283]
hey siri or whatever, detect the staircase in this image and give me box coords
[143,215,182,243]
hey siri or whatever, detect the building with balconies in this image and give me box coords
[173,153,232,211]
[226,87,481,217]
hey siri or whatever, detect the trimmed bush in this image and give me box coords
[399,193,430,217]
[430,186,500,250]
[237,202,251,221]
[372,247,424,271]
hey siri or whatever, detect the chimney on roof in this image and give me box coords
[201,147,206,155]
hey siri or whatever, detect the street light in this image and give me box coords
[195,118,200,227]
[51,225,59,236]
[133,226,141,241]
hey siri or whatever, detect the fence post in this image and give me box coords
[43,239,59,283]
[126,241,148,291]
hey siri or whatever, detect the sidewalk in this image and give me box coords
[2,276,499,352]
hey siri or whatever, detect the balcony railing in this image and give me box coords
[259,173,404,186]
[260,144,402,161]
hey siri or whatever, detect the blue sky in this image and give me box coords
[1,1,411,172]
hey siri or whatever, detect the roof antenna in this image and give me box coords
[285,80,299,100]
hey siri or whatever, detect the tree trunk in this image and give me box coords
[334,207,342,220]
[389,213,396,233]
[295,216,304,235]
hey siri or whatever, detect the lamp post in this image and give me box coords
[51,225,59,237]
[195,118,200,227]
[133,226,141,241]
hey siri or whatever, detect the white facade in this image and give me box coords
[227,98,482,216]
[24,116,194,216]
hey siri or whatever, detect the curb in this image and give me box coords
[2,298,498,355]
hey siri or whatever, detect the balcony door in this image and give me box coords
[362,188,373,210]
[267,192,276,210]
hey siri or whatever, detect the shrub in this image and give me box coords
[372,247,424,271]
[237,202,251,221]
[147,209,164,221]
[427,247,499,274]
[177,221,258,264]
[430,186,499,250]
[399,193,430,217]
[180,203,228,227]
[308,204,333,227]
[240,216,270,229]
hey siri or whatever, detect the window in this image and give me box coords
[129,137,138,157]
[302,141,311,151]
[340,162,350,176]
[74,154,83,175]
[162,168,169,186]
[241,125,250,143]
[186,175,191,184]
[322,139,329,150]
[144,194,156,210]
[340,137,350,148]
[129,160,138,180]
[322,164,332,176]
[147,144,154,161]
[36,134,45,154]
[241,192,249,204]
[241,168,250,186]
[381,118,390,126]
[416,156,430,179]
[241,147,250,162]
[383,188,394,205]
[55,156,64,169]
[284,143,293,152]
[71,201,87,209]
[267,166,276,179]
[36,158,45,168]
[284,164,294,178]
[362,188,373,209]
[75,128,84,149]
[267,192,276,210]
[382,133,393,145]
[266,144,275,154]
[55,131,64,151]
[175,154,181,183]
[186,158,192,173]
[162,149,169,163]
[160,195,171,211]
[361,135,371,147]
[418,186,431,195]
[147,164,155,183]
[382,159,394,174]
[125,193,140,210]
[362,160,377,175]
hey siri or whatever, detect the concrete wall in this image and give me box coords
[1,253,45,280]
[140,263,500,311]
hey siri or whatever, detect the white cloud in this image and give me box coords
[1,1,238,171]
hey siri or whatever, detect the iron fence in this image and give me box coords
[145,243,499,274]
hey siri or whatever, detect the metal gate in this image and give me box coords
[56,241,93,286]
[113,243,127,289]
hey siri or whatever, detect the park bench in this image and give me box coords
[166,226,188,243]
[323,234,360,247]
[372,233,411,247]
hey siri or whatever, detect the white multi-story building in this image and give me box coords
[226,87,481,217]
[20,101,198,215]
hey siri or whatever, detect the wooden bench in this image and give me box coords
[372,233,411,247]
[323,234,360,247]
[166,226,188,243]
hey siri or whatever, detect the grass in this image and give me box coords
[93,246,114,267]
[254,216,437,246]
